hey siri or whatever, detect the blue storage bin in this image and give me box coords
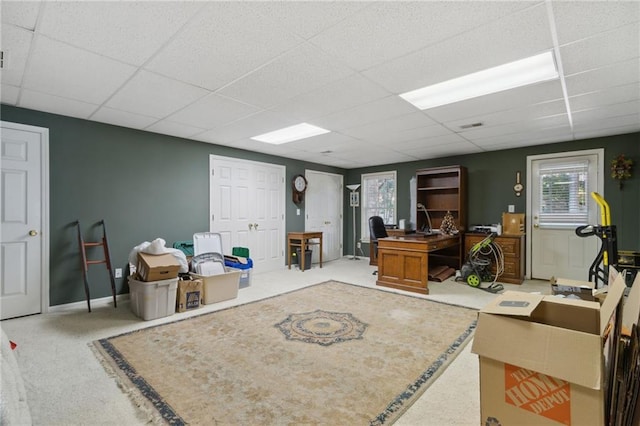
[224,258,253,288]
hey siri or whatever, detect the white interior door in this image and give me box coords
[210,155,285,272]
[527,149,603,281]
[1,121,49,320]
[305,171,343,263]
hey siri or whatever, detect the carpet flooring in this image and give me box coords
[93,280,478,425]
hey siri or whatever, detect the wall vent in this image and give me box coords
[460,122,483,129]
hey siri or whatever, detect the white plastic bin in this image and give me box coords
[190,270,240,304]
[193,232,223,256]
[128,276,178,320]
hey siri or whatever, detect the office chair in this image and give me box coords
[369,216,388,275]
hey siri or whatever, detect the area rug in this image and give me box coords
[92,281,477,425]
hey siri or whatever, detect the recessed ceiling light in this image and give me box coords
[251,123,330,144]
[400,51,559,110]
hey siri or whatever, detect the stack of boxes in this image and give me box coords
[129,252,181,320]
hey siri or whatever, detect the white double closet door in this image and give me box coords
[210,155,285,272]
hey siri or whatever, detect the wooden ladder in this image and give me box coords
[75,220,117,312]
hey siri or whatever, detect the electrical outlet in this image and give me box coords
[297,208,300,216]
[508,205,515,213]
[357,242,362,249]
[114,268,122,278]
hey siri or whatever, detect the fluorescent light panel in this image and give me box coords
[251,122,330,144]
[400,51,559,110]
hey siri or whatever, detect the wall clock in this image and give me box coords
[292,174,307,204]
[514,171,524,197]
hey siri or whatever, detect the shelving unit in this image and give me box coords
[415,165,467,269]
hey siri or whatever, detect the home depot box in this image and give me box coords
[176,278,203,312]
[471,276,627,426]
[136,252,181,282]
[190,270,241,304]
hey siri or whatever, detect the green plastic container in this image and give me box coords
[232,247,250,258]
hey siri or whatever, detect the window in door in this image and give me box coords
[361,171,396,242]
[538,160,590,227]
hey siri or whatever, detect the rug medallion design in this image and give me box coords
[275,309,367,346]
[92,281,477,425]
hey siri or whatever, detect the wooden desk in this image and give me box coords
[287,232,323,272]
[369,229,411,266]
[376,234,460,294]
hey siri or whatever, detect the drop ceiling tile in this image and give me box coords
[105,70,210,119]
[23,36,137,105]
[217,43,354,109]
[342,112,437,141]
[363,2,552,94]
[145,120,206,140]
[20,89,98,119]
[552,1,640,45]
[1,25,33,86]
[462,114,571,140]
[92,107,158,130]
[1,84,20,104]
[313,95,417,131]
[424,80,565,123]
[310,1,537,71]
[268,74,391,122]
[565,59,640,96]
[574,124,640,141]
[572,109,640,131]
[385,133,469,151]
[145,2,304,90]
[403,141,483,159]
[560,23,640,76]
[194,110,296,144]
[167,93,261,129]
[1,1,40,30]
[569,84,640,112]
[38,1,202,66]
[572,101,640,123]
[472,126,573,149]
[284,132,360,153]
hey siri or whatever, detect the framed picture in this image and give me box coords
[350,192,359,207]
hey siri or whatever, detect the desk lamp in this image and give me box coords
[346,184,361,260]
[417,203,433,234]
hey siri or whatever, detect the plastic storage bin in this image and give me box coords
[193,232,223,256]
[128,276,178,320]
[225,258,253,288]
[190,270,241,304]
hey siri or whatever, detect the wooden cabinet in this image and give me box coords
[464,233,525,284]
[415,165,467,269]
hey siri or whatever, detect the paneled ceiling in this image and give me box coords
[2,1,639,169]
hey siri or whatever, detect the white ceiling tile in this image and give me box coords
[363,2,552,94]
[1,84,20,104]
[145,120,206,140]
[38,1,202,66]
[565,59,640,96]
[560,23,640,75]
[574,125,640,141]
[384,133,469,151]
[313,96,417,131]
[342,112,438,141]
[472,126,573,149]
[268,74,391,122]
[1,25,34,86]
[425,80,565,123]
[92,107,158,130]
[284,132,361,153]
[462,114,571,140]
[217,43,354,109]
[551,1,640,45]
[145,2,304,90]
[569,83,640,112]
[23,36,137,105]
[194,111,296,144]
[167,93,261,129]
[20,89,98,119]
[571,101,640,124]
[572,112,640,132]
[105,70,210,119]
[403,141,483,159]
[1,1,40,30]
[311,1,538,71]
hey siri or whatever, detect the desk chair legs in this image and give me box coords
[75,220,117,312]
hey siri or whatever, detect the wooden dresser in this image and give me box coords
[464,233,525,284]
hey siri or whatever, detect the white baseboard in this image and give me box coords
[48,294,130,313]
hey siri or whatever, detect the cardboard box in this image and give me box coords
[176,278,203,312]
[502,213,525,235]
[136,252,181,282]
[128,276,178,321]
[472,275,627,426]
[190,270,240,304]
[550,276,596,301]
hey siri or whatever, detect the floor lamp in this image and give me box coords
[346,184,361,260]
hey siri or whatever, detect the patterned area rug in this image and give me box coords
[92,281,477,425]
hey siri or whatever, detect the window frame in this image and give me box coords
[360,170,397,243]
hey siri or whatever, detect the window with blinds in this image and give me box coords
[538,160,589,226]
[361,171,396,241]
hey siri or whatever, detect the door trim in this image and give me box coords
[525,148,604,279]
[304,169,344,260]
[1,121,50,315]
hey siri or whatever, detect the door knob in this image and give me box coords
[533,224,539,228]
[248,224,254,230]
[29,230,38,236]
[254,223,259,229]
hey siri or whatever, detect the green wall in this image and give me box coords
[346,132,640,256]
[1,105,344,306]
[2,104,638,305]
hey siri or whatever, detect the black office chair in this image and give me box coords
[369,216,388,275]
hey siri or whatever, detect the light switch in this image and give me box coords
[508,205,515,213]
[297,208,300,216]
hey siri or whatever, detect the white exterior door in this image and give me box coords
[1,122,49,320]
[527,149,603,281]
[305,170,343,263]
[210,155,285,272]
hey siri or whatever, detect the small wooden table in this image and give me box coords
[287,231,323,272]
